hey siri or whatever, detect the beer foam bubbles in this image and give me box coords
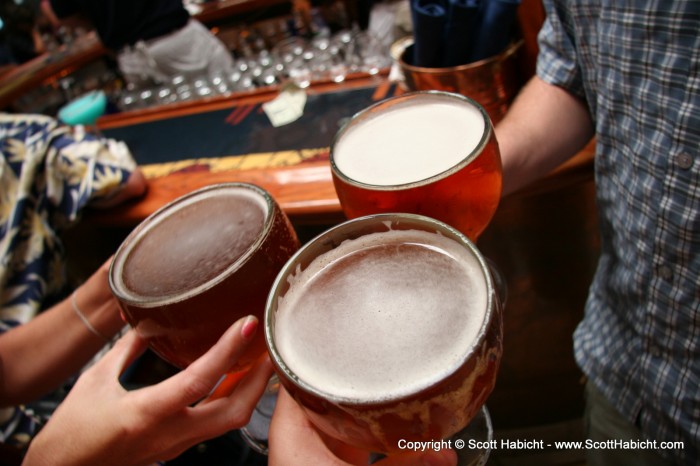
[274,228,488,402]
[333,94,486,186]
[115,187,267,300]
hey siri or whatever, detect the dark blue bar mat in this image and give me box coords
[103,84,397,166]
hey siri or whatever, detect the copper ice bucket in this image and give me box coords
[398,40,524,124]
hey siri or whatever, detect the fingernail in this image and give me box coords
[241,316,258,340]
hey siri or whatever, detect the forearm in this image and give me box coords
[90,168,147,209]
[41,0,91,30]
[496,76,595,196]
[0,262,124,406]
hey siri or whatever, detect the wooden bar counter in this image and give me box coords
[85,76,594,230]
[86,73,397,228]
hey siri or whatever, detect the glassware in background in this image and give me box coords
[173,74,195,102]
[113,26,392,112]
[192,76,214,98]
[349,31,390,75]
[154,82,177,106]
[118,83,140,111]
[272,36,311,88]
[138,88,155,108]
[209,70,232,96]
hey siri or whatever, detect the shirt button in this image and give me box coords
[675,152,694,169]
[658,264,673,280]
[649,345,662,358]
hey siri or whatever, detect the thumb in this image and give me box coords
[376,448,458,466]
[89,330,148,379]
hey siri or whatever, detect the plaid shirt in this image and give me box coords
[538,1,699,463]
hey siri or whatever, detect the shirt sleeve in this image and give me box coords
[45,125,138,226]
[0,114,137,324]
[536,0,585,99]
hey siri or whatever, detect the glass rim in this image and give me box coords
[109,182,277,308]
[265,212,497,406]
[329,90,493,191]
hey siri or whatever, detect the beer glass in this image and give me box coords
[109,182,300,372]
[266,213,503,454]
[330,91,502,241]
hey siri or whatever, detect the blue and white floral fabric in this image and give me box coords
[0,113,137,448]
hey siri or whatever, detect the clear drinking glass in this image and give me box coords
[330,91,502,241]
[266,213,503,455]
[109,183,300,373]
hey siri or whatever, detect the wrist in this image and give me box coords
[73,266,125,340]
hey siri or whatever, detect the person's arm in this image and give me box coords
[40,0,92,30]
[268,388,457,466]
[0,260,124,406]
[89,167,148,209]
[23,316,274,466]
[496,76,595,196]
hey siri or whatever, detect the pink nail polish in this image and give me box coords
[241,316,258,339]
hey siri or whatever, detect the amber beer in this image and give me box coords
[110,183,300,370]
[266,214,503,453]
[330,91,502,240]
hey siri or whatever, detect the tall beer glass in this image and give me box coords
[109,183,300,371]
[266,213,503,454]
[330,91,502,241]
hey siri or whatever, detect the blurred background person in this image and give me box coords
[0,0,45,65]
[42,0,233,87]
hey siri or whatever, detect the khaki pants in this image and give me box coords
[117,19,233,86]
[584,380,676,466]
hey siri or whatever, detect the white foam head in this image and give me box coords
[273,228,488,402]
[332,92,487,186]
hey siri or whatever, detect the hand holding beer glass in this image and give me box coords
[109,182,300,379]
[330,91,502,241]
[266,214,503,455]
[320,91,504,460]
